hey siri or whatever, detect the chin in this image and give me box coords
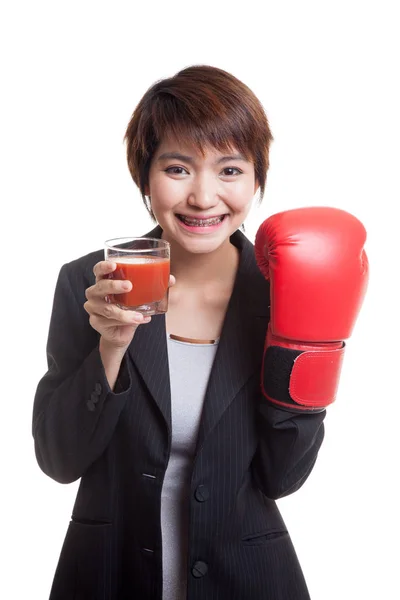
[178,237,226,255]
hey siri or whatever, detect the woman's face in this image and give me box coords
[146,135,259,255]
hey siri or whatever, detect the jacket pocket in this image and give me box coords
[49,520,113,599]
[242,528,288,546]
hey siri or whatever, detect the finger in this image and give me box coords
[88,311,152,335]
[93,260,117,281]
[168,274,176,287]
[85,278,132,300]
[84,299,144,324]
[88,313,146,331]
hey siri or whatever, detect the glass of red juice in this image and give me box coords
[104,237,170,315]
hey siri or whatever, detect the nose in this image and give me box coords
[187,174,219,210]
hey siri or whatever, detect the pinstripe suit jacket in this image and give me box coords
[33,226,326,599]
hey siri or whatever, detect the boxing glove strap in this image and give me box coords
[262,343,345,411]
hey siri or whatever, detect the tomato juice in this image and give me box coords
[111,256,170,308]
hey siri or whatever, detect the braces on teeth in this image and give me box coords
[179,215,224,226]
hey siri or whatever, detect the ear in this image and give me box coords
[254,179,260,195]
[144,184,150,196]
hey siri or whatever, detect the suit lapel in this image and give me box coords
[196,231,270,450]
[128,311,171,431]
[127,225,172,431]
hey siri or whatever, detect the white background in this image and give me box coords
[1,1,399,598]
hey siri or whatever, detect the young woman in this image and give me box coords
[32,65,367,599]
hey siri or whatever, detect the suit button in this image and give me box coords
[191,561,208,578]
[90,392,99,404]
[194,484,210,502]
[86,399,96,411]
[94,382,102,395]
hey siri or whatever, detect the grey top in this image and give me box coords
[162,334,219,600]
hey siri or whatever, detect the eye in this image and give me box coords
[164,166,189,175]
[221,167,243,177]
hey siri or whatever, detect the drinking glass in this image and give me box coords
[104,237,170,315]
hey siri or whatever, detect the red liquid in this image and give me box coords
[111,256,170,307]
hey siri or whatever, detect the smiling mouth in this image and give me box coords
[176,214,227,227]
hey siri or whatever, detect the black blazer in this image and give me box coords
[33,226,326,600]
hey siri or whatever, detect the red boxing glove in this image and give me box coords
[255,206,369,411]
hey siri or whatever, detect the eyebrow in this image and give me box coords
[156,152,249,165]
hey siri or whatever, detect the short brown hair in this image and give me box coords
[125,65,273,220]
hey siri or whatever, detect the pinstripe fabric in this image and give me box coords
[33,226,325,599]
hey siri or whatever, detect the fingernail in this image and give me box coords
[134,312,144,321]
[122,281,131,290]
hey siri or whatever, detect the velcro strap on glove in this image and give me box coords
[262,344,345,411]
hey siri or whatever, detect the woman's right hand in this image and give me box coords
[84,260,175,353]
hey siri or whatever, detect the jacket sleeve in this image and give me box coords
[251,397,326,499]
[32,260,132,484]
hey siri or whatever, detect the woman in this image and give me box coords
[33,65,324,599]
